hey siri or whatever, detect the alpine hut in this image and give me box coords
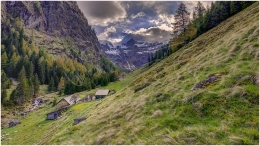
[74,117,87,125]
[46,111,60,120]
[56,94,80,107]
[95,89,110,100]
[9,121,16,127]
[9,120,21,127]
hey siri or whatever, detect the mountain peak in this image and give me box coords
[123,38,136,47]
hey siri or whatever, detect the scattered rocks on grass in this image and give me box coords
[251,73,259,86]
[134,82,151,92]
[150,110,163,119]
[156,67,164,72]
[192,74,222,91]
[108,90,116,95]
[155,93,163,98]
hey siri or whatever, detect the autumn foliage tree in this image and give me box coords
[58,76,65,96]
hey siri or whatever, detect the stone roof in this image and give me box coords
[47,111,60,115]
[58,95,80,105]
[74,116,86,121]
[95,90,109,96]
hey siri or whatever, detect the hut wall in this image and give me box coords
[9,122,16,127]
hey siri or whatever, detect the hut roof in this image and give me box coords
[95,90,109,96]
[9,120,21,124]
[58,95,80,105]
[47,111,59,115]
[74,117,86,121]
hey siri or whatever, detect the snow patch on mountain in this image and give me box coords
[105,49,120,55]
[99,40,114,49]
[100,37,171,70]
[121,45,128,49]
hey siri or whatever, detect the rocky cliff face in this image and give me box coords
[1,1,103,63]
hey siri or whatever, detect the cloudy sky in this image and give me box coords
[77,1,211,46]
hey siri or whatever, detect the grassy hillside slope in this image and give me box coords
[1,2,259,145]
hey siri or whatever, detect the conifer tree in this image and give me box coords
[114,70,119,80]
[58,76,65,96]
[230,1,241,15]
[33,74,40,96]
[28,61,34,79]
[172,3,190,37]
[18,66,26,81]
[38,60,45,84]
[28,78,34,98]
[16,67,30,105]
[194,1,206,18]
[1,70,7,89]
[45,63,50,84]
[1,52,8,66]
[48,77,54,91]
[10,89,17,105]
[1,89,7,104]
[52,97,57,107]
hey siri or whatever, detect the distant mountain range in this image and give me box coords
[100,38,169,70]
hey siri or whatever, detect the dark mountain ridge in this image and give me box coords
[1,1,103,64]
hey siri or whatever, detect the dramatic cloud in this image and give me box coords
[77,1,212,46]
[131,12,146,19]
[129,25,172,42]
[98,26,123,44]
[77,1,126,26]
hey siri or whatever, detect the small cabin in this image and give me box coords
[74,117,87,125]
[9,120,21,128]
[56,95,80,107]
[46,111,60,120]
[80,94,95,102]
[9,121,16,127]
[95,89,110,100]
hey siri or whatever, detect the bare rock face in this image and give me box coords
[1,1,103,62]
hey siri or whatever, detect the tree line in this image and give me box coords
[1,16,119,106]
[148,1,255,66]
[193,1,255,36]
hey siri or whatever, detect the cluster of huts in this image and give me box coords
[8,89,112,128]
[46,89,111,125]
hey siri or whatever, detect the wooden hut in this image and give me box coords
[56,95,80,107]
[95,90,110,100]
[80,94,95,103]
[46,111,60,120]
[74,117,87,125]
[8,120,21,127]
